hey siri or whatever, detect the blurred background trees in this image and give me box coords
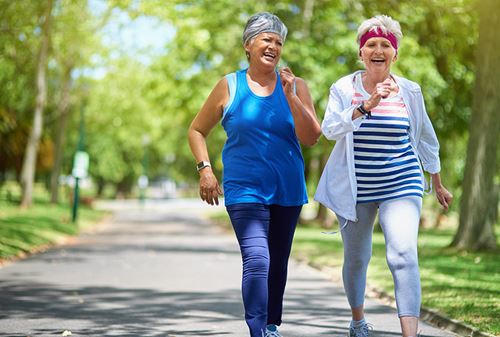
[0,0,497,251]
[451,0,499,250]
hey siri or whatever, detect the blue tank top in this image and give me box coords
[221,68,308,206]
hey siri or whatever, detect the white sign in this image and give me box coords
[138,175,149,189]
[72,151,89,179]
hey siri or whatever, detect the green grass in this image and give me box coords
[210,211,500,336]
[0,183,108,260]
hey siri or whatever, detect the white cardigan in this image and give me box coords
[314,71,441,222]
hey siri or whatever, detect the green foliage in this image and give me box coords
[82,59,157,185]
[0,1,40,175]
[0,0,110,182]
[0,0,40,118]
[133,0,478,198]
[0,0,480,204]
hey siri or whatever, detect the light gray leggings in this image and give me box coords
[337,196,422,317]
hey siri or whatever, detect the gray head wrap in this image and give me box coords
[242,12,288,45]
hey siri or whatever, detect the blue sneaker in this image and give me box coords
[265,324,282,337]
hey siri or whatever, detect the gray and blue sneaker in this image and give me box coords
[348,321,373,337]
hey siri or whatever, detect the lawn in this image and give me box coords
[0,183,108,260]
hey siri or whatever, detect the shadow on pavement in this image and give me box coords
[0,279,241,336]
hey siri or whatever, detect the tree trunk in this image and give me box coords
[20,0,54,208]
[302,0,315,38]
[451,0,500,251]
[115,174,135,199]
[50,65,73,204]
[95,177,106,198]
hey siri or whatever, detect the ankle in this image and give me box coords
[351,318,366,328]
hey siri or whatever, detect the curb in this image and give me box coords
[308,262,496,337]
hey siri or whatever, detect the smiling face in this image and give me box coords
[244,32,283,69]
[360,37,397,75]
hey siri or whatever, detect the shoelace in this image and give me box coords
[265,329,281,337]
[350,322,373,337]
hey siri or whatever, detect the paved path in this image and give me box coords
[0,199,457,337]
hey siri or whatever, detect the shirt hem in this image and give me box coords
[224,198,308,207]
[356,193,423,204]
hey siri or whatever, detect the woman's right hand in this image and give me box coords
[365,78,392,110]
[199,168,223,206]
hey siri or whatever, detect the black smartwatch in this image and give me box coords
[196,160,211,172]
[357,103,371,119]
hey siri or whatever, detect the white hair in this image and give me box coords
[356,15,403,46]
[242,12,288,46]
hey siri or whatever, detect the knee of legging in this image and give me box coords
[242,252,270,273]
[344,253,371,271]
[386,250,418,271]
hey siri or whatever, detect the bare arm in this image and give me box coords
[279,67,321,146]
[431,173,453,211]
[187,78,228,205]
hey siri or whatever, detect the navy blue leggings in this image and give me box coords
[226,203,302,337]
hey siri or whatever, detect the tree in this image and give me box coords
[20,0,54,207]
[0,1,40,183]
[451,0,499,251]
[49,0,111,204]
[82,57,164,197]
[2,0,479,215]
[49,63,73,204]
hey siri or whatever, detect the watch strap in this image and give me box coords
[197,160,211,172]
[357,103,371,119]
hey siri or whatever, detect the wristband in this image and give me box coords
[357,103,371,119]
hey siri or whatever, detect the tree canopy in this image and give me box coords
[1,0,497,248]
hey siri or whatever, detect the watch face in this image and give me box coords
[197,161,210,170]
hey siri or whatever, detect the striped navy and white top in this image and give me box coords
[352,74,423,203]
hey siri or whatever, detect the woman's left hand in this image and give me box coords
[431,173,453,211]
[278,67,321,146]
[435,184,453,211]
[279,67,296,97]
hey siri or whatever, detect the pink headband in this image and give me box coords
[359,28,398,52]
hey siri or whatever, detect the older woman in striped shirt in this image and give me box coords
[315,15,453,337]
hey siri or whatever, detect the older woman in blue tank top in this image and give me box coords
[188,12,321,337]
[315,15,453,337]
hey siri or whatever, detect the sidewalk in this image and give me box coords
[0,199,457,337]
